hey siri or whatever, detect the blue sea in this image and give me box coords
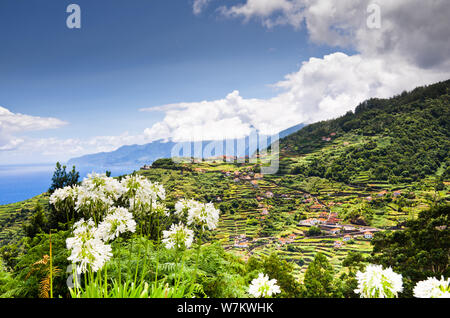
[0,164,139,205]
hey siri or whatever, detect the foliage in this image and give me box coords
[302,252,342,298]
[370,204,450,297]
[246,253,302,298]
[48,162,80,194]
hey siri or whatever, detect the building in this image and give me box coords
[343,234,352,242]
[364,231,373,239]
[334,241,343,249]
[330,228,341,235]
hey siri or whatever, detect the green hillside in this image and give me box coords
[0,80,449,298]
[281,80,450,184]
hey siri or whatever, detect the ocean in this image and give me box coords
[0,164,139,205]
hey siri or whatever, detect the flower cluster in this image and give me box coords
[354,264,403,298]
[248,273,281,298]
[121,175,165,212]
[185,201,220,231]
[97,207,136,242]
[67,205,137,274]
[66,219,113,274]
[162,223,194,250]
[413,277,450,298]
[50,173,167,222]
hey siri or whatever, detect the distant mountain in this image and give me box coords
[67,123,305,168]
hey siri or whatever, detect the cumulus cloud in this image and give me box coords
[220,0,450,69]
[141,52,449,142]
[152,0,449,143]
[0,106,67,151]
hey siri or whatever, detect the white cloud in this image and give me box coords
[141,52,449,142]
[220,0,450,68]
[0,106,67,151]
[193,0,211,15]
[0,132,149,164]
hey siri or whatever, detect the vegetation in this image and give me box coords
[0,81,449,298]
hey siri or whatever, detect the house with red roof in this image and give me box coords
[330,228,341,235]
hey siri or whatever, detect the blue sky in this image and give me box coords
[0,0,448,164]
[1,0,334,139]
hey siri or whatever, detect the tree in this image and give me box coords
[306,226,322,237]
[246,253,302,297]
[302,252,341,298]
[339,251,366,298]
[370,204,450,297]
[48,162,80,193]
[23,204,48,238]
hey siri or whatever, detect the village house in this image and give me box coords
[254,173,263,180]
[278,238,287,245]
[334,241,343,249]
[330,132,337,136]
[310,204,324,210]
[330,228,341,235]
[393,191,402,197]
[319,212,329,218]
[377,190,388,197]
[287,234,296,242]
[343,225,356,232]
[141,164,151,170]
[265,191,274,198]
[364,231,373,239]
[318,218,327,224]
[233,178,240,183]
[343,234,352,242]
[365,196,373,201]
[261,208,269,216]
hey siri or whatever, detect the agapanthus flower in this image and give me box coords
[174,199,198,218]
[186,201,220,231]
[81,172,124,201]
[413,277,450,298]
[49,186,73,205]
[121,175,166,211]
[248,273,281,298]
[97,207,136,242]
[74,185,114,214]
[162,223,194,250]
[66,218,112,274]
[354,264,403,298]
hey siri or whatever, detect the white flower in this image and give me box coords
[49,186,78,206]
[81,172,124,201]
[174,199,196,217]
[413,277,450,298]
[97,207,136,242]
[354,264,403,298]
[66,218,112,274]
[74,185,114,213]
[121,175,166,211]
[162,223,194,250]
[186,201,220,231]
[248,273,281,298]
